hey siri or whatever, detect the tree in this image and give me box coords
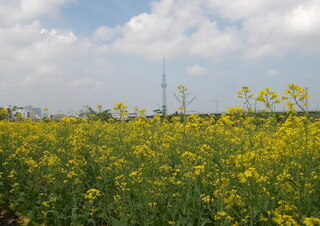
[79,105,112,121]
[6,106,24,120]
[0,108,9,120]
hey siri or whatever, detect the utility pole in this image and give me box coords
[161,57,167,116]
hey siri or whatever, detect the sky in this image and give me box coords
[1,0,320,115]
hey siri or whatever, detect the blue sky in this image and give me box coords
[42,0,153,35]
[1,0,320,114]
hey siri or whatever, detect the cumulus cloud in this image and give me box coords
[0,2,109,95]
[266,69,281,78]
[3,0,317,69]
[303,74,314,78]
[2,0,320,66]
[204,0,300,21]
[0,0,75,25]
[187,65,208,75]
[92,26,122,43]
[106,0,240,59]
[242,1,320,58]
[189,21,240,59]
[70,78,104,90]
[110,11,188,58]
[22,64,64,86]
[99,0,320,60]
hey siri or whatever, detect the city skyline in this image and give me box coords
[1,0,320,114]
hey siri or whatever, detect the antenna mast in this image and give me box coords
[161,57,167,116]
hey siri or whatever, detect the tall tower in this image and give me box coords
[161,57,167,116]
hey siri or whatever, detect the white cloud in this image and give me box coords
[105,0,240,59]
[111,12,187,58]
[266,69,281,78]
[102,0,320,60]
[0,10,110,93]
[92,26,122,42]
[0,81,17,89]
[2,0,320,69]
[303,74,314,78]
[22,64,64,86]
[243,1,320,58]
[204,0,300,20]
[70,78,104,90]
[187,65,208,75]
[189,21,240,59]
[0,0,75,26]
[40,29,78,45]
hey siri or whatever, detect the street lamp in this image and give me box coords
[213,100,219,113]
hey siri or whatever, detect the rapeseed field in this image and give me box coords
[1,84,320,225]
[1,112,320,225]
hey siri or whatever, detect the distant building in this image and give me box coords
[112,112,129,120]
[25,105,33,112]
[33,108,42,118]
[112,111,138,120]
[24,105,42,119]
[50,114,66,121]
[26,111,36,119]
[128,112,138,120]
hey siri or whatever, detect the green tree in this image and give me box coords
[79,105,112,121]
[0,108,9,120]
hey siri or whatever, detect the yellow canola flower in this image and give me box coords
[19,216,31,225]
[113,102,128,110]
[177,84,188,93]
[84,188,101,200]
[227,107,244,114]
[194,165,205,175]
[148,202,157,208]
[200,194,212,203]
[303,217,320,226]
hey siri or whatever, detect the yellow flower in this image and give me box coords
[303,217,320,225]
[194,165,205,175]
[84,189,101,200]
[200,194,212,203]
[177,85,188,93]
[19,216,31,225]
[148,202,157,208]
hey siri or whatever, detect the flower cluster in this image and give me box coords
[238,84,309,113]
